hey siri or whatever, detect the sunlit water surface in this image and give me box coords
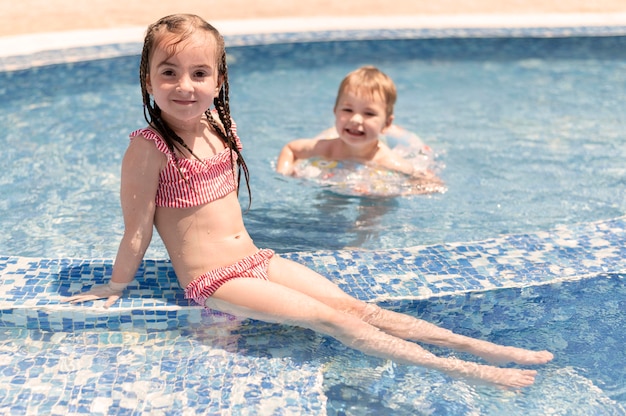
[1,36,624,258]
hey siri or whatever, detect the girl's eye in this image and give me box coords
[162,70,175,76]
[194,71,208,78]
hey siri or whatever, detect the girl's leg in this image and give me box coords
[357,303,553,365]
[266,256,553,365]
[208,277,539,389]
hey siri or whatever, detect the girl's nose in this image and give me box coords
[176,75,193,92]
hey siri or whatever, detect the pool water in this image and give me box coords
[326,274,626,415]
[1,31,626,415]
[1,36,625,257]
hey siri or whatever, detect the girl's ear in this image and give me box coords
[216,73,224,93]
[146,74,153,94]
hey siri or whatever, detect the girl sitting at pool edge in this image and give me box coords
[276,65,445,195]
[63,14,553,389]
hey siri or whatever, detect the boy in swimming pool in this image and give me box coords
[276,65,445,194]
[64,14,552,389]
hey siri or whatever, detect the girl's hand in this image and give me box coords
[62,281,129,309]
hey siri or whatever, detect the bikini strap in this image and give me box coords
[129,128,175,160]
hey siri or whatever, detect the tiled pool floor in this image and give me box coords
[0,216,625,414]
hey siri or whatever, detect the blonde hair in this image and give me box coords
[334,66,397,118]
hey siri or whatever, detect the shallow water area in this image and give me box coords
[1,273,624,415]
[231,35,626,252]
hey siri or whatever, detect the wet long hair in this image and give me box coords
[139,14,251,206]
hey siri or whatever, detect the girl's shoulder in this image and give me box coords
[228,119,243,151]
[207,112,243,151]
[129,127,174,159]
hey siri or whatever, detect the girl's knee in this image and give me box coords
[362,302,384,322]
[341,299,379,322]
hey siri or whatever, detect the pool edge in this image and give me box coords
[2,13,626,71]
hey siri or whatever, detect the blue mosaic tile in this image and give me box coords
[1,216,624,331]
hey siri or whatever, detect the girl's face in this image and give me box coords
[333,90,393,150]
[146,32,221,126]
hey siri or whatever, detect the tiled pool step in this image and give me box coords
[1,216,624,331]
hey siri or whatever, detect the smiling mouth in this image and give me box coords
[345,128,364,136]
[173,100,196,105]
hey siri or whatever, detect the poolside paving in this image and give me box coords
[2,0,626,36]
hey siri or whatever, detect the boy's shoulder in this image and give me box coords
[313,137,342,158]
[370,140,395,161]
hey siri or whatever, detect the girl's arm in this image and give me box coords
[64,136,163,308]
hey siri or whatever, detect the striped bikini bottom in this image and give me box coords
[183,248,275,307]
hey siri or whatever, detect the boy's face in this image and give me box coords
[333,90,393,149]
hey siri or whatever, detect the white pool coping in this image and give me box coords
[2,13,626,58]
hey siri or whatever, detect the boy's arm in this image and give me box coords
[376,146,416,176]
[377,147,446,194]
[276,138,324,175]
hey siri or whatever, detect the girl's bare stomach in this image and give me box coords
[154,195,262,288]
[169,233,260,288]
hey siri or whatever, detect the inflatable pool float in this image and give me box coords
[292,126,446,197]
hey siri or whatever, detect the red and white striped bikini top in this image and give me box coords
[129,124,242,208]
